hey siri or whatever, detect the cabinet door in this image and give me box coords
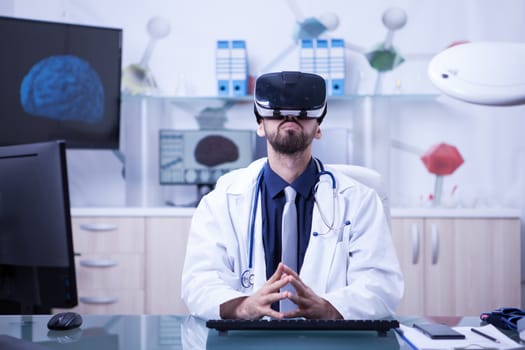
[392,217,521,317]
[477,218,521,311]
[70,216,146,314]
[391,218,425,315]
[424,218,521,316]
[145,217,192,314]
[422,219,456,315]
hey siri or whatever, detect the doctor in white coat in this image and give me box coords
[181,72,403,321]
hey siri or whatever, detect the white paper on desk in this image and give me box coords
[398,324,523,349]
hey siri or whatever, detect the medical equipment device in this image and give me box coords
[159,129,254,185]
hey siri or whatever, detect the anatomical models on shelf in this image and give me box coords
[122,16,171,95]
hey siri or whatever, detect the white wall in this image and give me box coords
[3,0,525,300]
[4,0,524,207]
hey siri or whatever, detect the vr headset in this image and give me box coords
[254,71,327,124]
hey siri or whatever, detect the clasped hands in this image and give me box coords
[220,262,342,320]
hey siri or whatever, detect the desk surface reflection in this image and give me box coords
[0,314,507,350]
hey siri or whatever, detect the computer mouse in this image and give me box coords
[47,312,83,331]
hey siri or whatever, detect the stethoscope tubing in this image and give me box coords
[247,169,264,270]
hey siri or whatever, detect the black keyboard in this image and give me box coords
[206,319,399,337]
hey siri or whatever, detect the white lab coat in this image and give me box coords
[181,158,404,320]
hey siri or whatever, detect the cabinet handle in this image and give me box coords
[79,296,119,305]
[431,224,439,265]
[411,223,420,264]
[79,259,118,268]
[79,223,118,232]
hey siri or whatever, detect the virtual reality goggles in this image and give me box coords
[254,71,327,123]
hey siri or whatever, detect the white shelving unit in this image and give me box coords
[120,93,440,207]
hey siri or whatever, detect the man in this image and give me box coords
[181,71,403,320]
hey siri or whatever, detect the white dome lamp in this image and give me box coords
[428,41,525,106]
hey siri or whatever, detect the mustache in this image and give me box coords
[278,117,302,129]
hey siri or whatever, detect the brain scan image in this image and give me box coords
[20,55,104,124]
[194,135,240,167]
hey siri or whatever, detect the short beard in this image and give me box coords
[266,123,314,155]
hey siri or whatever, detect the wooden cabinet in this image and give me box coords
[145,216,192,314]
[68,212,193,315]
[68,210,521,316]
[392,217,521,316]
[68,217,146,314]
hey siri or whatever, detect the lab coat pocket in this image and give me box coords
[327,240,349,290]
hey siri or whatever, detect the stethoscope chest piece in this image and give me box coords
[241,269,254,288]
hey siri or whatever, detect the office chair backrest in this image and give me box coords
[327,164,391,225]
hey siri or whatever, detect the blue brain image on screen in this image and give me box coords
[20,55,104,123]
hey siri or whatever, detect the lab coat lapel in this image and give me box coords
[251,194,267,290]
[228,188,254,291]
[227,159,267,292]
[300,178,340,293]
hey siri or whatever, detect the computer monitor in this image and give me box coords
[0,140,77,314]
[159,129,255,185]
[0,16,122,149]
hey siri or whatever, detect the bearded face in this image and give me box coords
[263,118,318,155]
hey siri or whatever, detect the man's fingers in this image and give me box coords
[280,263,300,279]
[288,275,306,292]
[264,309,285,320]
[267,273,293,292]
[281,309,302,319]
[261,290,290,305]
[286,292,299,304]
[268,263,286,283]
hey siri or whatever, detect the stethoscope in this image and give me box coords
[240,158,351,289]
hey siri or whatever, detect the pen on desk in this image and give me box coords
[394,328,418,350]
[470,327,501,343]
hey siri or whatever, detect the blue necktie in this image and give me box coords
[280,186,297,312]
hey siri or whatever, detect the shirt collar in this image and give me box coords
[263,159,317,199]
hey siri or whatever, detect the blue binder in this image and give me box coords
[230,40,248,96]
[330,39,345,96]
[298,38,346,96]
[216,40,231,96]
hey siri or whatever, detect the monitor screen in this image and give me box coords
[0,16,122,149]
[0,140,77,314]
[159,129,254,185]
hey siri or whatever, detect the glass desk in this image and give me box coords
[0,315,521,349]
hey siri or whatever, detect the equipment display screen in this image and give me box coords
[159,129,254,185]
[0,16,122,149]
